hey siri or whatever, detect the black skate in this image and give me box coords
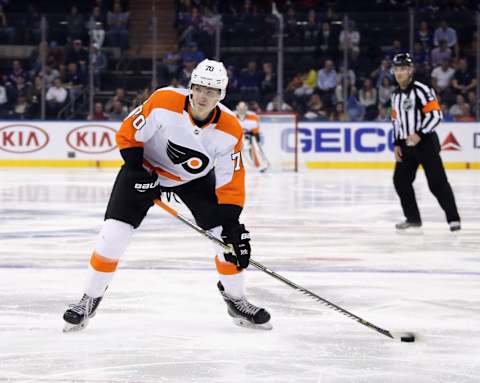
[395,220,422,231]
[449,221,461,232]
[63,294,103,333]
[217,281,272,330]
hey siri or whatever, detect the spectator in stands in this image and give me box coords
[334,74,357,105]
[11,76,33,105]
[168,77,182,88]
[248,100,262,114]
[433,20,459,57]
[431,59,455,98]
[108,99,128,121]
[178,61,195,88]
[46,78,68,118]
[385,39,403,61]
[412,42,429,69]
[431,39,452,68]
[236,0,262,46]
[303,9,319,46]
[285,73,305,112]
[93,0,109,17]
[66,5,85,42]
[5,60,28,86]
[303,94,328,121]
[285,6,299,44]
[47,41,66,73]
[239,60,261,101]
[451,58,477,96]
[462,31,477,65]
[226,65,239,94]
[467,90,477,117]
[130,88,150,108]
[161,49,181,80]
[88,102,109,120]
[105,87,129,114]
[316,59,337,107]
[64,62,85,106]
[346,95,365,121]
[291,68,316,102]
[329,102,349,121]
[0,4,15,44]
[11,95,31,120]
[178,6,203,46]
[266,95,292,112]
[0,80,8,116]
[87,6,106,48]
[455,104,475,122]
[180,42,205,66]
[359,78,378,120]
[106,1,130,50]
[42,64,61,89]
[370,58,394,89]
[260,61,276,106]
[375,105,389,122]
[416,21,433,53]
[449,94,470,118]
[91,43,107,90]
[378,76,395,107]
[338,20,360,61]
[24,3,42,44]
[317,22,337,60]
[66,39,89,67]
[441,103,455,122]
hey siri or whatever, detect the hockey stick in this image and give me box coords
[154,199,416,343]
[251,136,270,171]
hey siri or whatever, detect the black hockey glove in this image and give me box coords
[121,165,160,198]
[221,224,251,269]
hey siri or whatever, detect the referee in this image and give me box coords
[390,53,461,232]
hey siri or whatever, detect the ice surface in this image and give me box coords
[0,168,479,382]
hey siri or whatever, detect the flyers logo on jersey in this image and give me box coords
[166,140,209,174]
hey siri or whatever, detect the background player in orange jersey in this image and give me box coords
[63,59,272,332]
[235,101,270,172]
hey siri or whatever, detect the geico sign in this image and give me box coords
[282,127,395,153]
[474,132,480,149]
[67,125,117,153]
[0,124,49,153]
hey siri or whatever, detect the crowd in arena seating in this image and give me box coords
[0,0,478,122]
[174,0,479,122]
[0,0,133,120]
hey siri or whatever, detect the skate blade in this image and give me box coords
[396,228,423,235]
[63,319,89,333]
[231,317,273,331]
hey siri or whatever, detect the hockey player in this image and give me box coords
[63,59,271,332]
[235,101,270,172]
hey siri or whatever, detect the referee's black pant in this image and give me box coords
[393,132,460,224]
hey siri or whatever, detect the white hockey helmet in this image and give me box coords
[189,59,228,101]
[236,101,248,119]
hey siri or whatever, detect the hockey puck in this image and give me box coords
[400,333,415,342]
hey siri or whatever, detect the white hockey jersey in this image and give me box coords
[116,87,245,207]
[236,111,260,135]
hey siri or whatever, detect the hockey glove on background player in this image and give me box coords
[221,224,251,269]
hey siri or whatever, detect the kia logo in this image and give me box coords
[66,125,117,154]
[0,124,49,153]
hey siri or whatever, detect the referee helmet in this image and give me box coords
[392,53,413,67]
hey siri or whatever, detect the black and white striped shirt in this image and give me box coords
[390,80,442,145]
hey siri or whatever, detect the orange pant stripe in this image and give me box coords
[215,255,241,275]
[90,251,119,273]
